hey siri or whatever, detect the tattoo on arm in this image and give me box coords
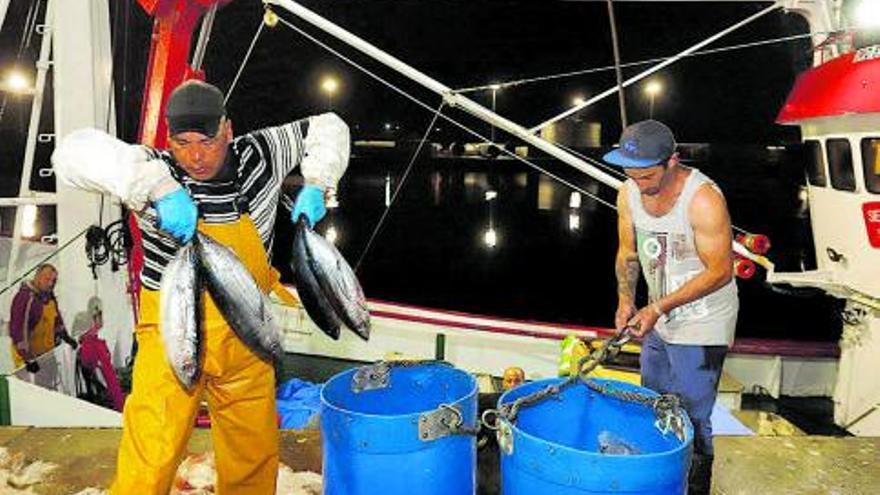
[616,254,640,302]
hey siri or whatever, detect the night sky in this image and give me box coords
[117,0,812,145]
[0,0,819,193]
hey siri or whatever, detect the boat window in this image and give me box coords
[861,138,880,194]
[803,140,826,187]
[826,139,856,192]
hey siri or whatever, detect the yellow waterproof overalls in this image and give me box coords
[11,293,59,368]
[111,215,284,495]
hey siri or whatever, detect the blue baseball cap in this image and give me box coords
[603,120,676,168]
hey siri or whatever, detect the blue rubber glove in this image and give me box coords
[291,184,327,227]
[155,188,197,243]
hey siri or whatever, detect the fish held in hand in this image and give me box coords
[290,219,343,340]
[298,219,370,340]
[195,232,283,361]
[159,243,203,389]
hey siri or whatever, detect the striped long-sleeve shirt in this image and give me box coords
[53,113,350,290]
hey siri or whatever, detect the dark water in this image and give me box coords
[272,144,843,343]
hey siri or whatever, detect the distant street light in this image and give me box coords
[572,95,586,108]
[321,76,339,111]
[1,70,34,95]
[22,204,37,238]
[644,80,662,119]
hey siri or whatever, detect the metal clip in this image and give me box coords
[497,420,514,456]
[419,404,464,441]
[351,362,391,393]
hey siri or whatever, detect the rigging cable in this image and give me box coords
[354,102,446,272]
[273,10,763,241]
[274,14,617,213]
[452,30,834,94]
[225,18,266,105]
[0,226,90,298]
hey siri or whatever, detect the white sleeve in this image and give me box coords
[51,128,180,211]
[299,113,351,189]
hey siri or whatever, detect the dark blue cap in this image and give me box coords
[603,120,676,168]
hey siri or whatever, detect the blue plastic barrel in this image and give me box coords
[321,363,478,494]
[498,378,693,494]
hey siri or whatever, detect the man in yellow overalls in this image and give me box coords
[9,263,78,374]
[52,80,350,494]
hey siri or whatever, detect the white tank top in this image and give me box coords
[626,167,738,346]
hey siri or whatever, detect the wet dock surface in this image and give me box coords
[713,436,879,495]
[0,427,321,494]
[0,428,875,494]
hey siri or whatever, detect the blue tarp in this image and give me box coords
[276,378,322,429]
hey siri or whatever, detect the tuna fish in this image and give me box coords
[159,243,203,389]
[291,220,342,340]
[291,218,371,341]
[195,232,283,361]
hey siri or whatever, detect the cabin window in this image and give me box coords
[861,138,880,194]
[803,140,826,187]
[827,139,856,192]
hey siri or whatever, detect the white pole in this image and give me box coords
[0,196,58,207]
[529,2,782,132]
[4,0,54,308]
[0,0,10,33]
[266,0,622,190]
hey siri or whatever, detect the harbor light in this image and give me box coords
[22,205,37,238]
[321,76,339,95]
[321,76,339,110]
[483,228,497,248]
[3,70,32,94]
[644,80,663,118]
[569,213,580,231]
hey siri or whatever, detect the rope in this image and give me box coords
[354,102,446,272]
[0,226,90,298]
[273,14,617,212]
[273,9,768,246]
[453,31,826,94]
[225,19,266,105]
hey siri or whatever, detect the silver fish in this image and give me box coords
[159,243,202,389]
[291,219,343,340]
[195,232,283,361]
[294,218,371,341]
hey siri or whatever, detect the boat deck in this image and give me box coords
[0,428,876,494]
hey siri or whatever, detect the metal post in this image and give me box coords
[190,3,218,71]
[530,2,783,132]
[435,333,446,361]
[0,0,10,33]
[606,0,628,128]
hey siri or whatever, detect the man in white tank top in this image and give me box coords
[604,120,739,495]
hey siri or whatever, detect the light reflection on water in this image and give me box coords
[272,146,842,342]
